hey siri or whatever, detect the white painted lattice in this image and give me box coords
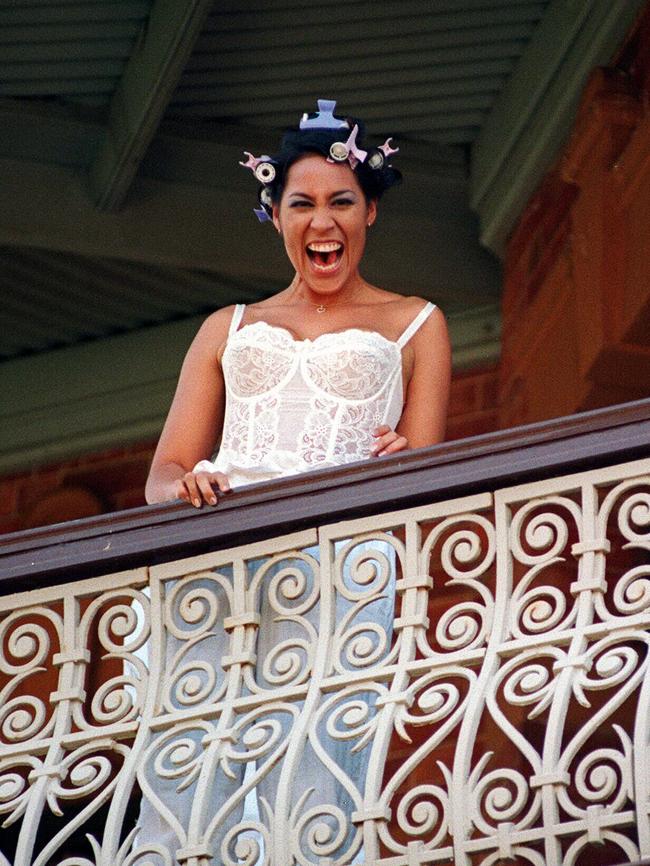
[0,459,649,865]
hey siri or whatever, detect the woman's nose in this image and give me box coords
[310,207,335,230]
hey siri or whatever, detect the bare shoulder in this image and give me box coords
[398,292,442,312]
[188,305,237,360]
[372,290,445,333]
[199,304,238,333]
[396,296,449,366]
[410,297,448,339]
[246,291,296,317]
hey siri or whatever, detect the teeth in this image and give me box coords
[307,241,342,252]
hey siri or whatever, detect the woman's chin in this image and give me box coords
[299,259,360,295]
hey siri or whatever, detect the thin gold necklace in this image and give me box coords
[307,286,363,314]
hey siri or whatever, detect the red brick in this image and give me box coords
[0,440,155,531]
[447,410,499,441]
[448,377,478,416]
[30,464,64,486]
[481,370,500,409]
[17,470,66,515]
[113,489,147,510]
[67,457,150,503]
[0,516,22,535]
[0,479,18,517]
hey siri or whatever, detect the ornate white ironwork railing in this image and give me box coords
[0,458,649,866]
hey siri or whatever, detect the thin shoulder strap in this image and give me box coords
[397,301,436,348]
[228,303,246,337]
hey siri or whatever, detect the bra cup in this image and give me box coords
[223,323,401,402]
[223,342,296,398]
[302,342,400,401]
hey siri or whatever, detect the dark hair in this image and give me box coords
[256,118,401,217]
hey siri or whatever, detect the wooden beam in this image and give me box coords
[471,0,647,256]
[88,0,213,210]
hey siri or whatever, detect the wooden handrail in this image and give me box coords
[2,398,649,590]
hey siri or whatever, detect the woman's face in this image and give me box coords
[273,154,377,296]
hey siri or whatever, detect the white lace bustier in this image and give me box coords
[194,302,435,487]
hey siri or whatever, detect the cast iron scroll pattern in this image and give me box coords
[0,460,648,866]
[0,569,151,866]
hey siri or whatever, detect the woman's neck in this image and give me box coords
[287,274,369,311]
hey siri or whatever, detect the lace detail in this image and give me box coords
[219,393,281,466]
[331,402,386,462]
[304,332,398,401]
[252,395,280,460]
[197,306,435,486]
[225,324,296,398]
[301,397,339,465]
[221,399,248,456]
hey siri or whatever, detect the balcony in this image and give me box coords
[1,400,649,866]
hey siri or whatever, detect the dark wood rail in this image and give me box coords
[2,398,649,590]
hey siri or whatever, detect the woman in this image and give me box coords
[145,100,450,507]
[137,100,451,865]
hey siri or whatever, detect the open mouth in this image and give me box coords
[306,241,344,272]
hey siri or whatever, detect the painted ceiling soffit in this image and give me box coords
[3,0,641,262]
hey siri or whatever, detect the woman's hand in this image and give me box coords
[370,425,409,457]
[175,470,231,508]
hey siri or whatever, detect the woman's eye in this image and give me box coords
[289,200,312,208]
[333,198,353,206]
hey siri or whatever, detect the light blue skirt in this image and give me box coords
[130,538,396,865]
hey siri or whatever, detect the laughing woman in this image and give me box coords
[145,100,449,503]
[138,100,451,865]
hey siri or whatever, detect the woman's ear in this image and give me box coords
[366,199,377,227]
[272,205,281,234]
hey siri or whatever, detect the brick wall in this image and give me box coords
[0,441,156,535]
[446,364,500,442]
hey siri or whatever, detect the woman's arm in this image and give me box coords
[373,305,451,455]
[145,309,233,505]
